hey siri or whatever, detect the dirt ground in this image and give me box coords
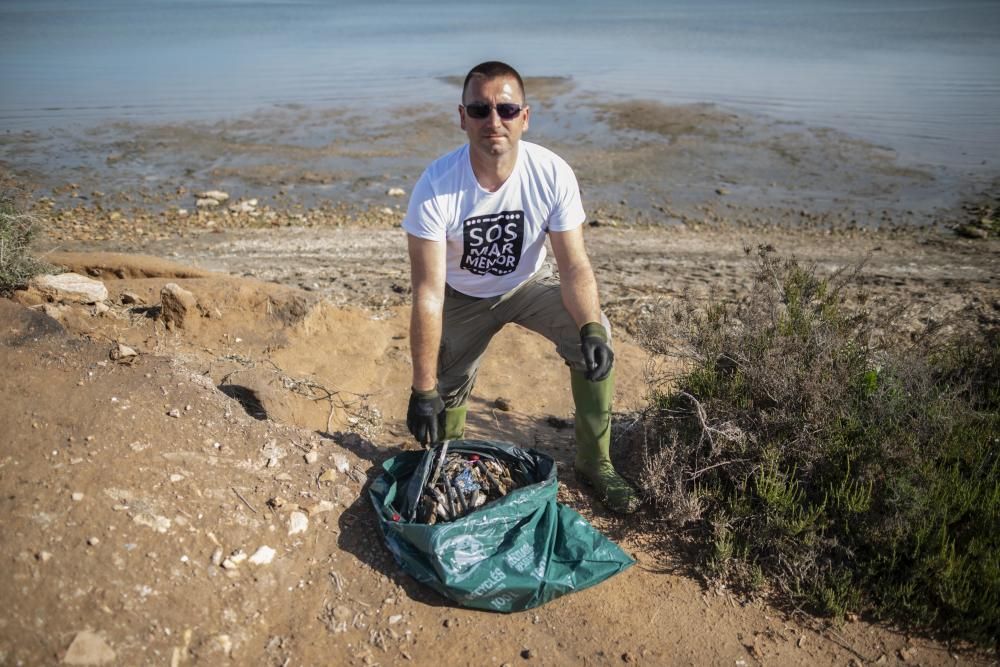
[2,93,999,665]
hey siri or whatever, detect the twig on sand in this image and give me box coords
[232,486,258,514]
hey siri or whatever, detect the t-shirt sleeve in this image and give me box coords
[545,158,586,233]
[401,170,446,240]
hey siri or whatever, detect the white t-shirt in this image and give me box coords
[402,141,586,298]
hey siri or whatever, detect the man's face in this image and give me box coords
[460,74,530,158]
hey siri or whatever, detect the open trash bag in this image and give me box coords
[369,439,634,612]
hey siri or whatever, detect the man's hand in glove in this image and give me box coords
[580,322,614,382]
[406,387,445,446]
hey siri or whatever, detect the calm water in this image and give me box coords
[2,0,999,171]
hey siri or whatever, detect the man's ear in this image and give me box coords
[459,104,467,131]
[522,106,530,133]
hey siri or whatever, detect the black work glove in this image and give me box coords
[580,322,614,382]
[406,386,446,447]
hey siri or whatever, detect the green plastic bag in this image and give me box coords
[369,439,634,612]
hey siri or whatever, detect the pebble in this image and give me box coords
[318,468,337,483]
[248,545,276,565]
[30,272,109,304]
[169,474,184,482]
[110,342,138,361]
[288,511,309,536]
[87,536,100,546]
[494,396,513,411]
[304,450,319,465]
[332,454,350,474]
[387,187,406,197]
[388,614,403,625]
[63,630,116,665]
[211,547,224,566]
[520,648,534,659]
[305,500,335,516]
[72,492,84,501]
[196,190,230,203]
[37,550,53,562]
[167,408,181,418]
[221,549,247,569]
[274,472,293,482]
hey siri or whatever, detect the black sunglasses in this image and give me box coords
[463,102,524,120]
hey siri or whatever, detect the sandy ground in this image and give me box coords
[2,91,999,665]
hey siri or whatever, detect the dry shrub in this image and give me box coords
[0,196,52,295]
[633,246,999,646]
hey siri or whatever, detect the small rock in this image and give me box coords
[305,500,335,516]
[388,614,403,625]
[386,187,406,197]
[120,291,144,306]
[160,283,200,331]
[110,342,138,362]
[248,545,276,565]
[37,550,53,562]
[274,472,293,482]
[520,648,534,659]
[93,302,110,315]
[195,197,220,209]
[30,273,108,304]
[87,536,100,546]
[288,511,309,536]
[71,492,84,502]
[169,474,184,483]
[167,408,181,418]
[494,396,513,411]
[715,187,730,196]
[210,547,224,566]
[63,630,116,665]
[898,647,916,662]
[332,454,350,474]
[875,654,888,664]
[196,190,229,203]
[221,549,247,570]
[318,468,337,483]
[622,651,637,663]
[304,451,319,465]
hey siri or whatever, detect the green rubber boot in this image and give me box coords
[571,368,640,513]
[443,405,468,440]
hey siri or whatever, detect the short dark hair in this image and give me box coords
[462,61,525,103]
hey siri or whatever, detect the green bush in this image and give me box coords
[0,196,51,295]
[635,247,999,645]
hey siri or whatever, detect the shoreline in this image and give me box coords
[3,90,997,235]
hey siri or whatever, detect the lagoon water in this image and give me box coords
[2,0,999,172]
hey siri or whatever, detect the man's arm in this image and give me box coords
[549,226,602,328]
[407,233,447,391]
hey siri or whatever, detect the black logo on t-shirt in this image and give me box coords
[460,211,524,276]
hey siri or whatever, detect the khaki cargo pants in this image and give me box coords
[438,264,613,409]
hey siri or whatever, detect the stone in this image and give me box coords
[63,630,116,664]
[87,537,100,546]
[211,548,224,566]
[37,550,53,562]
[72,492,84,501]
[304,451,319,465]
[120,291,144,306]
[30,273,108,304]
[288,511,309,536]
[318,469,337,483]
[196,190,230,203]
[110,342,138,361]
[494,396,513,411]
[388,614,403,625]
[229,199,258,213]
[167,408,181,418]
[248,545,276,565]
[221,549,247,570]
[160,283,200,331]
[332,454,350,474]
[386,187,406,197]
[305,500,336,516]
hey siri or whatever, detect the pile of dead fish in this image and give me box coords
[415,445,528,524]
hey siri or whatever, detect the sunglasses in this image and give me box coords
[463,102,524,120]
